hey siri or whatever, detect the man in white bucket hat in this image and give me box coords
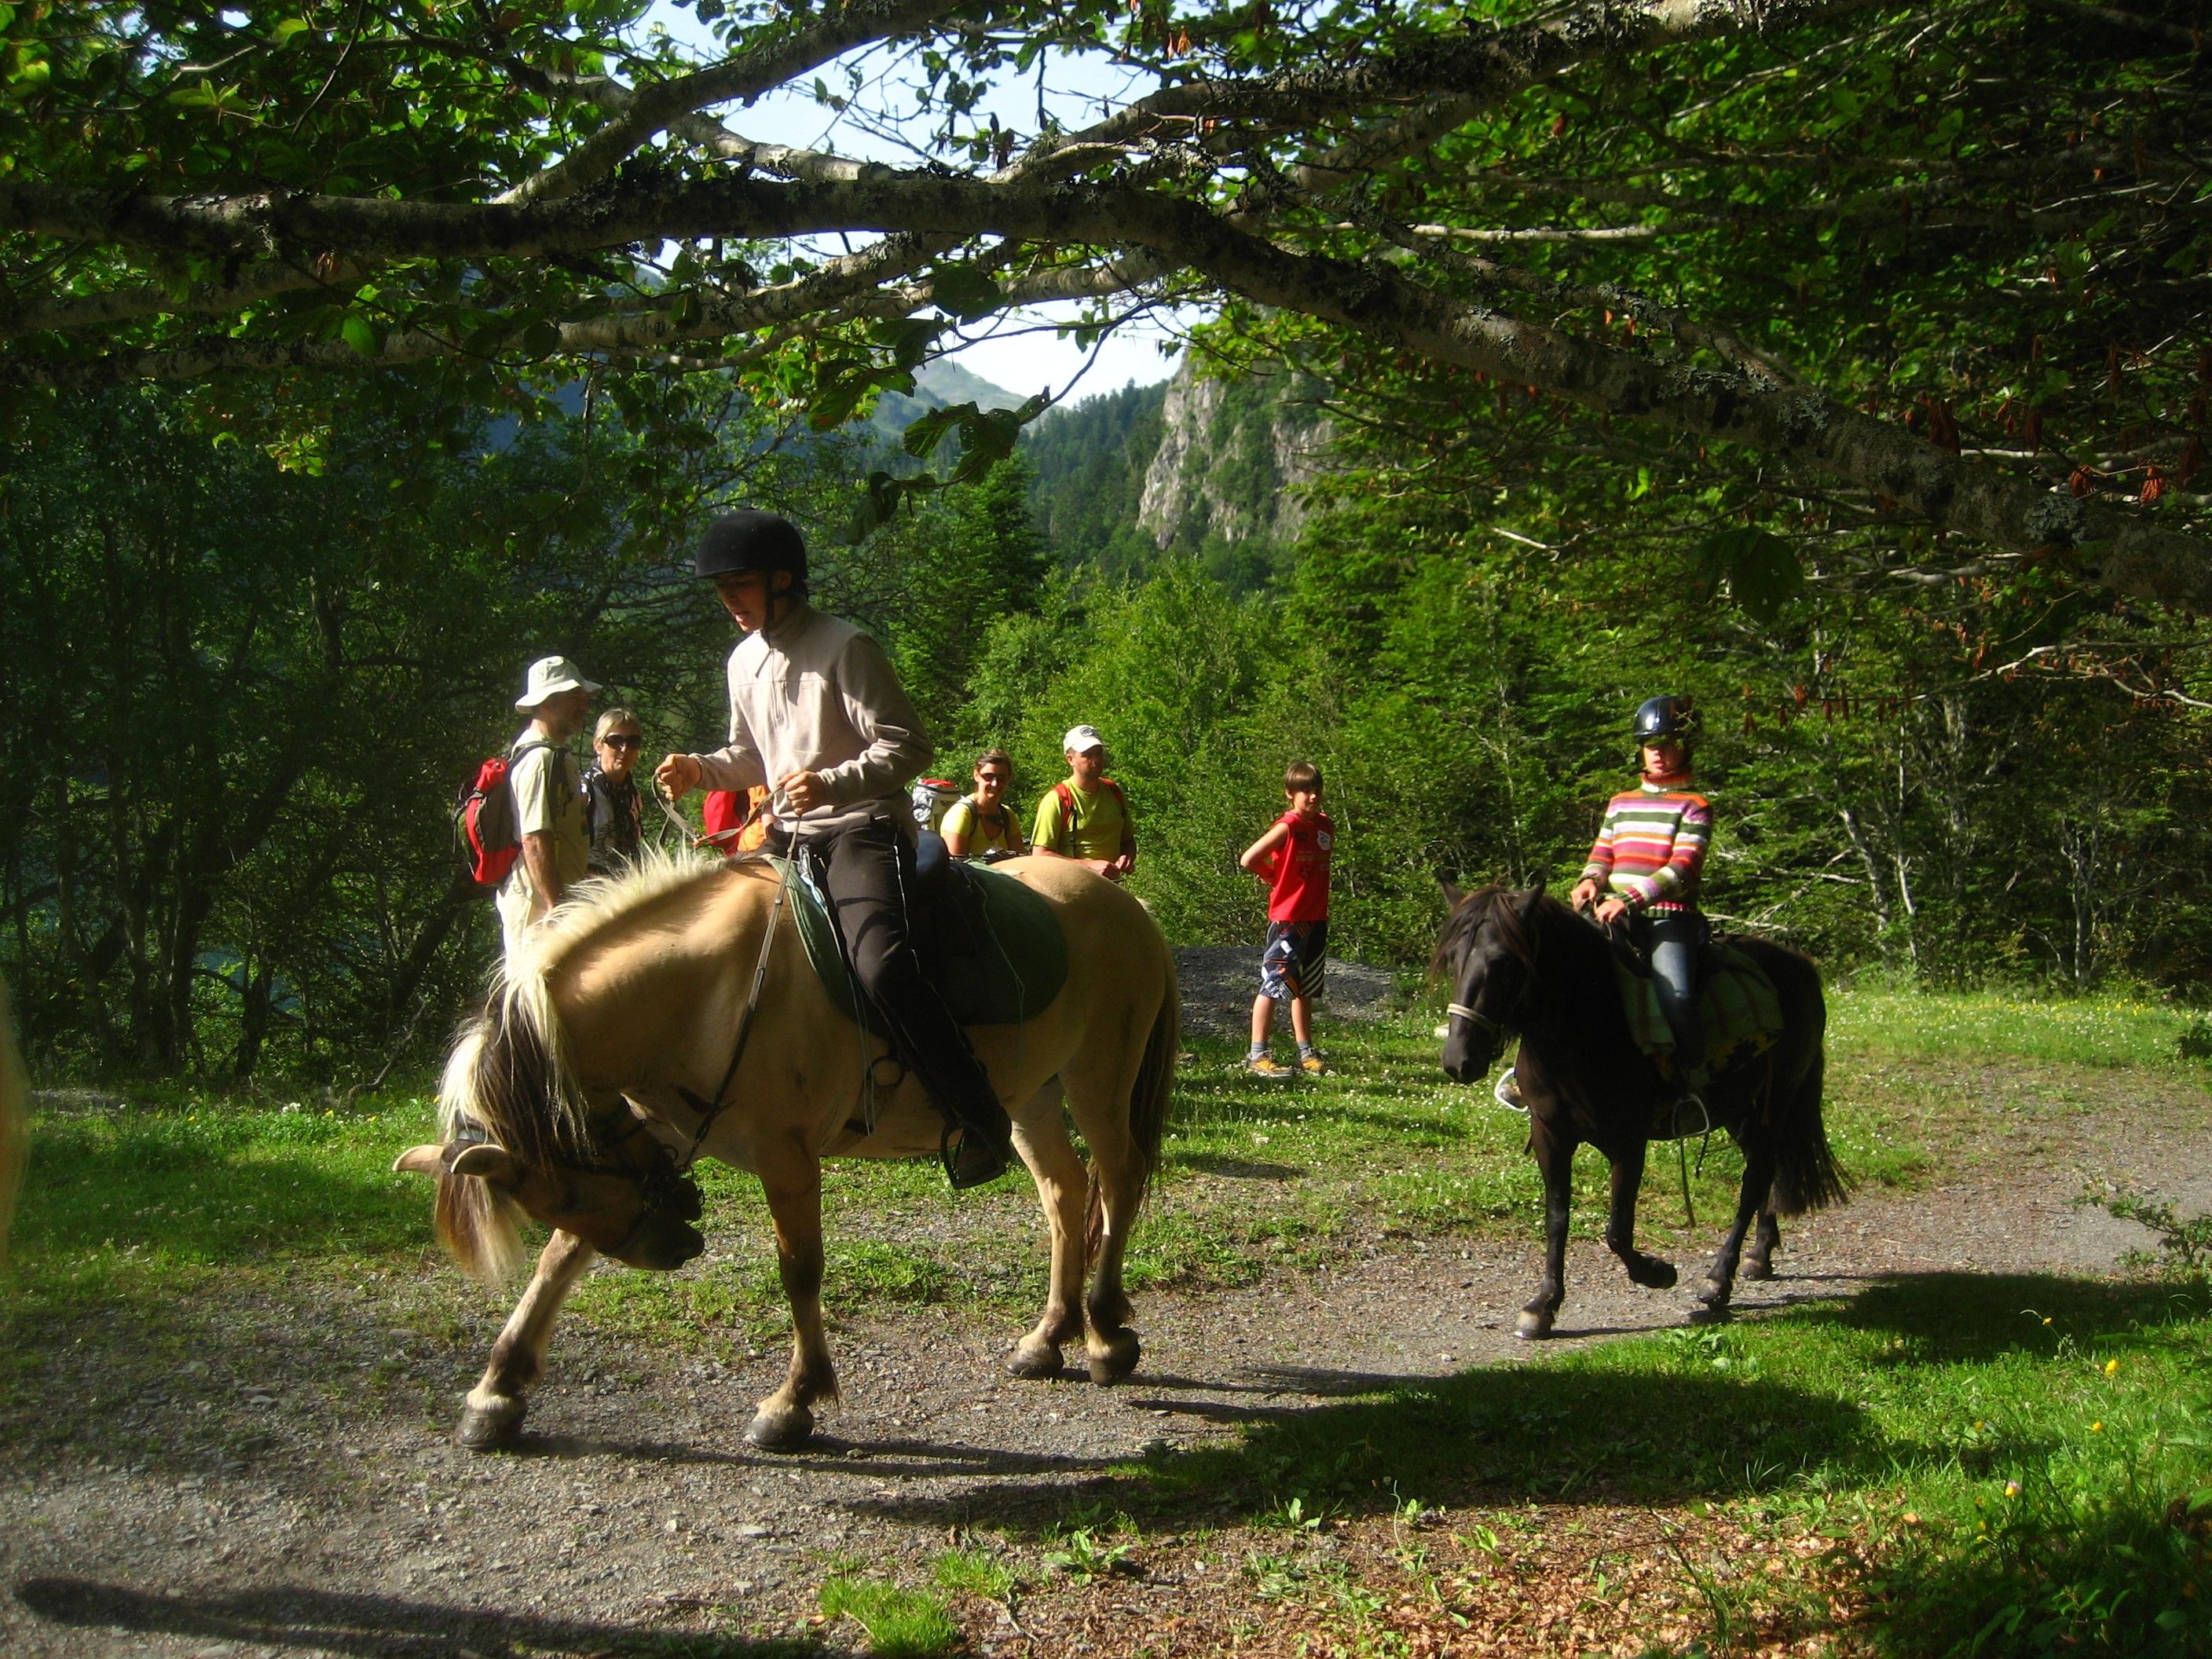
[498,655,601,955]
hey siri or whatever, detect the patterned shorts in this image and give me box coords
[1259,919,1329,1001]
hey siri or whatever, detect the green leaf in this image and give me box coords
[339,314,383,357]
[1692,526,1804,625]
[932,264,1002,323]
[901,401,969,460]
[269,18,311,46]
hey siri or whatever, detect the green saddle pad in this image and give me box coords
[767,854,1069,1031]
[1610,940,1784,1079]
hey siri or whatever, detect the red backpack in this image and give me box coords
[453,740,555,888]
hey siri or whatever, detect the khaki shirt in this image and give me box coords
[497,735,588,951]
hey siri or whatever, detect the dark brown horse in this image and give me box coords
[1434,885,1847,1336]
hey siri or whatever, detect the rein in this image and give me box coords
[671,855,791,1170]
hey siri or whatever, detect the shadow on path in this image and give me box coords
[15,1577,816,1658]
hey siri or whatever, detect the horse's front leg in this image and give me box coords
[458,1229,599,1450]
[1741,1210,1782,1280]
[1604,1140,1678,1291]
[1518,1128,1575,1339]
[1695,1144,1777,1321]
[749,1135,838,1450]
[1008,1086,1086,1379]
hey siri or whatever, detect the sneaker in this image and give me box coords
[1298,1053,1328,1076]
[1246,1054,1294,1080]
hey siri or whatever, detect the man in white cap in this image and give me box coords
[1031,724,1136,880]
[498,654,600,956]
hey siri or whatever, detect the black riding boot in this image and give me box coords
[811,816,1015,1188]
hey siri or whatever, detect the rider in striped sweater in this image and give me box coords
[1570,695,1713,1101]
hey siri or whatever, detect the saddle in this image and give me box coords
[1606,932,1783,1084]
[766,837,1070,1031]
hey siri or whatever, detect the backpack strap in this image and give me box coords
[1051,781,1076,855]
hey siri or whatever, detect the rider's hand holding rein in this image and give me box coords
[776,769,826,815]
[656,752,704,798]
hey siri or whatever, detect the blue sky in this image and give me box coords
[643,2,1191,404]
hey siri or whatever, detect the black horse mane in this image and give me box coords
[1430,884,1547,980]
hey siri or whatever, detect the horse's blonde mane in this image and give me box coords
[442,848,777,1159]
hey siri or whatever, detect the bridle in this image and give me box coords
[1445,910,1540,1045]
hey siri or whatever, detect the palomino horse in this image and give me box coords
[397,850,1177,1451]
[1434,885,1846,1336]
[0,971,26,1262]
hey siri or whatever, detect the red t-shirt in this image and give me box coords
[1265,809,1333,922]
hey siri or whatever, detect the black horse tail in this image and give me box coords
[1770,1042,1850,1216]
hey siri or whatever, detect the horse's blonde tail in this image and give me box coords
[1086,953,1179,1262]
[0,971,28,1267]
[431,1020,529,1283]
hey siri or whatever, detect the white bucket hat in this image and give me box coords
[515,654,603,710]
[1062,724,1106,755]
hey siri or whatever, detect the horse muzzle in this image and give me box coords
[608,1213,707,1271]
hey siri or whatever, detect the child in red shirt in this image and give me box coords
[1238,761,1334,1078]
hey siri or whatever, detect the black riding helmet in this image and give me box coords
[1632,694,1698,745]
[694,509,808,583]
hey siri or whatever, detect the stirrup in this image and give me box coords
[942,1119,1011,1190]
[1493,1068,1527,1112]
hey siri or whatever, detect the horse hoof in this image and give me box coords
[1515,1309,1555,1340]
[1741,1260,1775,1282]
[745,1403,815,1451]
[1009,1341,1065,1381]
[455,1396,526,1451]
[1689,1297,1733,1325]
[1628,1258,1678,1291]
[1086,1330,1141,1385]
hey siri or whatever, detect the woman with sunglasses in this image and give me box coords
[584,709,647,873]
[940,749,1027,860]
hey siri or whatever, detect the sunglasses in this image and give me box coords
[600,734,643,749]
[976,772,1009,785]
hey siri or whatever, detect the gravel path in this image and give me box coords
[5,1036,2208,1657]
[1171,946,1398,1037]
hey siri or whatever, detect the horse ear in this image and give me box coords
[449,1143,524,1188]
[1518,884,1545,920]
[1439,875,1465,910]
[392,1144,445,1177]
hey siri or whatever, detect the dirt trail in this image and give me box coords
[5,1038,2209,1657]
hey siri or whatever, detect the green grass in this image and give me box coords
[816,1572,958,1656]
[6,985,2207,1340]
[1073,1269,2212,1654]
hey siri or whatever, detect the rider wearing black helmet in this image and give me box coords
[654,510,1016,1188]
[1570,695,1715,1103]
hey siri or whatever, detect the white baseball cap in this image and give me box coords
[1062,724,1106,755]
[515,655,604,709]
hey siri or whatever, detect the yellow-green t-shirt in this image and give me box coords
[1031,779,1128,861]
[941,796,1023,856]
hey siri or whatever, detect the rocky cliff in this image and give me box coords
[1137,361,1331,549]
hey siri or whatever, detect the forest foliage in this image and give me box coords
[6,1,2212,1080]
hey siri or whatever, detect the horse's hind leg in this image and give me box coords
[1742,1210,1782,1281]
[1695,1146,1776,1321]
[1009,1082,1086,1379]
[1519,1129,1576,1339]
[749,1138,838,1450]
[1064,1075,1144,1386]
[459,1229,599,1450]
[1605,1141,1678,1291]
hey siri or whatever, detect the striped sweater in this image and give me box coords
[1580,780,1712,914]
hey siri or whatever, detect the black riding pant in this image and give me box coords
[793,815,1001,1132]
